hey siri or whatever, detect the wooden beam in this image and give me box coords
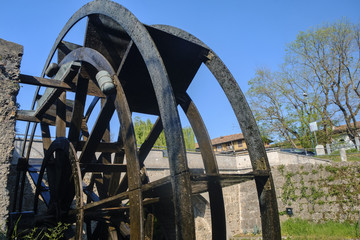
[19,73,104,98]
[80,163,127,173]
[19,74,73,90]
[35,62,81,119]
[79,98,115,163]
[68,76,88,142]
[75,141,123,153]
[56,92,66,138]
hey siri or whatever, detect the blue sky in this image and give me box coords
[2,0,360,140]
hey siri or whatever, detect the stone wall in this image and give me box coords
[0,38,22,231]
[239,162,360,234]
[274,162,360,223]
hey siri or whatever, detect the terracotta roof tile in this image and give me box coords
[211,133,244,145]
[333,121,360,134]
[195,133,244,148]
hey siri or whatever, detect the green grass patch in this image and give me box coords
[281,218,359,239]
[316,151,360,162]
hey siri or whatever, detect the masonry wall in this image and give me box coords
[0,38,22,230]
[274,162,360,223]
[239,161,360,235]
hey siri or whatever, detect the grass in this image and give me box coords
[315,149,360,162]
[1,220,70,240]
[281,218,359,239]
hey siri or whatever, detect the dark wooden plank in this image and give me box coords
[141,173,255,198]
[56,92,66,138]
[83,190,129,211]
[40,123,52,154]
[19,74,73,90]
[27,168,50,206]
[190,173,254,194]
[79,98,115,164]
[80,163,127,173]
[35,62,80,119]
[68,75,88,142]
[16,110,72,127]
[144,213,155,240]
[179,93,226,239]
[75,141,123,153]
[58,41,82,63]
[129,189,143,240]
[107,41,134,196]
[16,110,38,122]
[99,98,112,197]
[112,75,142,191]
[108,129,124,196]
[19,73,104,97]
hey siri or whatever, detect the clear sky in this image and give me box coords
[1,0,360,140]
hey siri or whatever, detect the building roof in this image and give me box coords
[333,121,360,134]
[211,133,244,145]
[195,133,244,148]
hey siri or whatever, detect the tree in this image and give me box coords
[247,68,300,147]
[247,19,360,147]
[287,20,360,144]
[133,117,195,150]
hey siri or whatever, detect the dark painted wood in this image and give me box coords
[19,74,73,90]
[42,3,195,238]
[78,98,115,164]
[99,98,112,197]
[75,141,123,153]
[80,163,127,173]
[68,75,89,143]
[178,93,226,240]
[154,24,281,240]
[35,62,80,119]
[112,75,144,239]
[56,92,67,138]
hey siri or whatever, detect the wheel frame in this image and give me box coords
[14,1,281,239]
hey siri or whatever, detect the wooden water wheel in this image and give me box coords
[11,1,281,239]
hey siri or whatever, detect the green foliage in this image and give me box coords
[133,117,196,150]
[252,225,260,235]
[279,210,287,216]
[247,19,360,146]
[312,169,318,174]
[8,221,69,240]
[43,222,69,239]
[182,126,196,150]
[325,165,338,174]
[281,218,358,239]
[327,175,335,182]
[282,172,297,204]
[277,164,285,175]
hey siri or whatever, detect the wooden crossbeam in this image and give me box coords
[19,74,73,90]
[80,163,127,173]
[19,74,104,97]
[35,62,81,119]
